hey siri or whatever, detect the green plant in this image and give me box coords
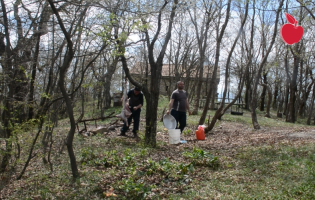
[121,151,136,167]
[119,177,152,199]
[183,147,219,169]
[93,157,113,168]
[159,158,175,174]
[145,158,160,175]
[177,162,194,175]
[79,147,96,165]
[140,149,148,158]
[182,129,191,136]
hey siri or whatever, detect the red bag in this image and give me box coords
[195,125,205,140]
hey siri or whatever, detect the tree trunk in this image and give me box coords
[207,65,246,132]
[307,83,315,125]
[189,7,213,115]
[199,0,232,125]
[121,0,178,147]
[286,45,301,123]
[262,83,272,118]
[0,0,14,172]
[103,59,119,109]
[17,120,44,180]
[298,82,313,117]
[284,78,290,116]
[242,0,256,112]
[59,56,79,179]
[260,70,267,111]
[28,34,41,120]
[144,93,158,146]
[277,92,284,118]
[251,0,284,129]
[298,63,312,117]
[210,82,218,110]
[272,71,279,110]
[191,62,204,115]
[47,0,88,179]
[0,95,13,172]
[244,73,252,110]
[203,0,248,130]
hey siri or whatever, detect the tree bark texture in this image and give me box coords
[272,73,279,110]
[262,83,272,118]
[120,0,178,147]
[199,0,232,126]
[260,70,267,111]
[205,0,248,131]
[189,5,214,115]
[251,0,284,129]
[47,0,88,179]
[286,44,301,123]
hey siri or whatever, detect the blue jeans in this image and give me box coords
[121,107,141,134]
[171,109,186,133]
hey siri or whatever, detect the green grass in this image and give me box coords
[6,133,314,199]
[2,96,315,199]
[218,109,311,129]
[171,144,315,199]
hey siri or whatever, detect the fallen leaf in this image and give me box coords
[104,187,117,197]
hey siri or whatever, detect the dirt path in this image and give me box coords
[155,122,315,150]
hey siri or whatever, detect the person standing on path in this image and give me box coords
[166,81,191,133]
[119,87,143,138]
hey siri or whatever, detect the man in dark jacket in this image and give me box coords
[119,87,143,138]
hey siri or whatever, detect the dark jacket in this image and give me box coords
[128,89,144,108]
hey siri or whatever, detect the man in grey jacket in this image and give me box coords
[166,81,191,133]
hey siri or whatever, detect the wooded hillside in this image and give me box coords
[1,0,315,196]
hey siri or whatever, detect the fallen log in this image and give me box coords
[76,112,117,134]
[77,112,116,123]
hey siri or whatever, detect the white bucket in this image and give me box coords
[168,129,180,144]
[163,114,176,129]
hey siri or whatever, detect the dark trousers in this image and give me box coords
[121,107,141,134]
[171,109,186,133]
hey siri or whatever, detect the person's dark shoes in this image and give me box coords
[134,135,141,141]
[118,132,126,136]
[133,131,140,140]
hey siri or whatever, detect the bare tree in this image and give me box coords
[47,0,93,178]
[0,0,51,172]
[28,2,52,119]
[199,0,232,125]
[202,0,249,131]
[243,0,257,111]
[251,0,284,129]
[121,0,179,147]
[189,0,217,115]
[307,79,315,125]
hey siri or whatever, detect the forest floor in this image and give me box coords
[1,107,315,199]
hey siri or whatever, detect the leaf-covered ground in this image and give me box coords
[1,112,315,199]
